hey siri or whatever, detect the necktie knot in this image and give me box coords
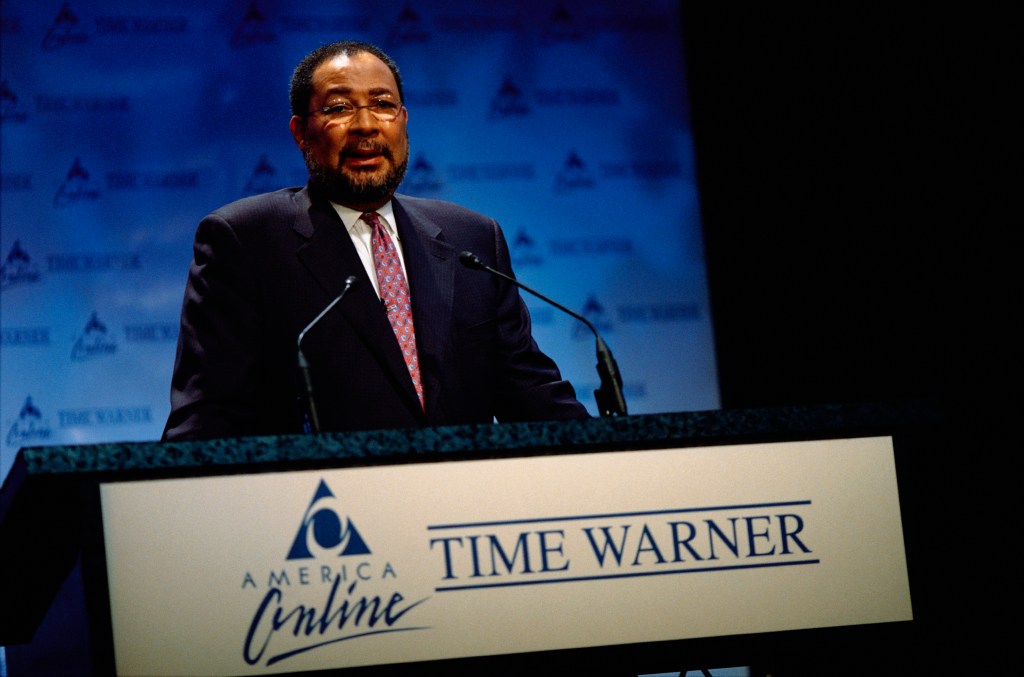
[361,211,382,229]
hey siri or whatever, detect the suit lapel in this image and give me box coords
[292,188,425,417]
[291,188,361,297]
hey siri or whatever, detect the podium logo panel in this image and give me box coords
[99,437,913,676]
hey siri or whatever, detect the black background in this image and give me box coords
[682,6,1016,674]
[684,5,1016,411]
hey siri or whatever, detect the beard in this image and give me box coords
[303,138,409,207]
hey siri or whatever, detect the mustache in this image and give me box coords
[338,141,394,162]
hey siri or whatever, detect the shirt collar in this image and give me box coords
[332,201,398,240]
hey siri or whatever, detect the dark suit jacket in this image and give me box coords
[162,185,589,440]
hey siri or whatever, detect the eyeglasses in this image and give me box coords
[305,100,403,123]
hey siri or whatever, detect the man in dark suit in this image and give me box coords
[162,41,589,441]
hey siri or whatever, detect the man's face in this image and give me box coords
[289,51,409,211]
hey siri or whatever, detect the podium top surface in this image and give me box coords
[6,401,936,486]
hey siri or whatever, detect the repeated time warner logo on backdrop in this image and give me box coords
[0,0,719,482]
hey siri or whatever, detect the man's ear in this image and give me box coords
[289,115,306,149]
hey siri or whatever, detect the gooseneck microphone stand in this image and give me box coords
[458,251,627,417]
[296,275,358,433]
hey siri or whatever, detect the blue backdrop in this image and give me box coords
[0,0,719,484]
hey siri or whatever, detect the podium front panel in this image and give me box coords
[99,435,912,676]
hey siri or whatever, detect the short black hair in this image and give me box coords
[289,41,404,117]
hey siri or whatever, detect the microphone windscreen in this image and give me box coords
[458,251,485,270]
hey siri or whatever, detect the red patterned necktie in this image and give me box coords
[363,212,424,410]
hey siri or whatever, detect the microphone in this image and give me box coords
[297,275,358,433]
[458,251,627,417]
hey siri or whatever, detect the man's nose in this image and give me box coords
[347,106,380,132]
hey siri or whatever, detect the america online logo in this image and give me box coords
[286,479,371,559]
[0,240,42,290]
[242,479,430,668]
[5,396,53,448]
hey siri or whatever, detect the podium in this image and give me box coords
[0,403,932,676]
